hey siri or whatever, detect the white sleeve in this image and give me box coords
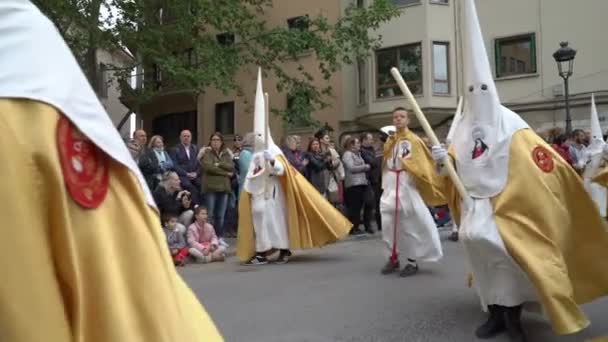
[270,158,285,176]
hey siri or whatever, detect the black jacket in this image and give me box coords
[360,145,381,186]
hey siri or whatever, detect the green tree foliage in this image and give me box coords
[35,0,400,125]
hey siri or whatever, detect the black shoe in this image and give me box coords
[381,260,400,275]
[350,229,365,236]
[449,231,459,242]
[244,255,268,266]
[399,263,419,277]
[274,250,291,264]
[504,305,527,342]
[475,305,506,339]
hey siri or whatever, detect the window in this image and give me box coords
[376,43,422,98]
[432,42,450,95]
[356,0,365,8]
[152,111,197,147]
[495,33,536,78]
[286,92,311,127]
[97,63,109,98]
[215,102,235,135]
[216,33,235,46]
[392,0,421,6]
[357,59,367,104]
[287,16,309,32]
[430,0,448,4]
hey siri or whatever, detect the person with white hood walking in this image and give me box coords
[430,0,608,341]
[237,69,351,265]
[580,94,608,217]
[0,1,223,341]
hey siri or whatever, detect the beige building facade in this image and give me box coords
[140,0,344,147]
[344,0,608,140]
[96,48,134,139]
[140,0,608,147]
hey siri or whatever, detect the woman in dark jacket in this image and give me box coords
[283,135,307,174]
[139,135,174,190]
[201,132,234,246]
[304,138,332,195]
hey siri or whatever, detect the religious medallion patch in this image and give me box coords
[532,146,554,173]
[57,116,109,208]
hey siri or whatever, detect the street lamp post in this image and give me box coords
[552,41,577,135]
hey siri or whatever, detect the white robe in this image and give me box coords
[583,153,608,217]
[245,154,289,252]
[380,142,442,262]
[460,199,537,309]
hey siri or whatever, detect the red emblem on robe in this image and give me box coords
[57,116,109,208]
[532,146,554,173]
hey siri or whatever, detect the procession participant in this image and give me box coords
[237,69,351,265]
[379,108,444,277]
[0,1,222,340]
[431,0,608,340]
[581,94,608,217]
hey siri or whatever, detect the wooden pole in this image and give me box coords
[264,92,270,150]
[390,67,470,202]
[263,92,270,199]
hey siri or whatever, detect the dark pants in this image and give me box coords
[345,185,372,232]
[363,185,376,232]
[206,192,229,238]
[179,176,202,205]
[372,184,382,231]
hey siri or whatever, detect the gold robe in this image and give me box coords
[446,129,608,335]
[592,166,608,188]
[382,128,447,206]
[237,155,352,261]
[0,99,222,341]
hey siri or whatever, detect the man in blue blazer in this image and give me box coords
[170,130,202,204]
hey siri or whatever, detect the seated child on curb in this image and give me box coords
[187,206,226,263]
[162,213,190,266]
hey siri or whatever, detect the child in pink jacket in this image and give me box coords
[187,206,226,263]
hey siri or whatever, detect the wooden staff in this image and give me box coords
[390,67,470,202]
[264,92,271,199]
[264,92,270,151]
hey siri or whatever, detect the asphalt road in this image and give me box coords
[179,232,607,342]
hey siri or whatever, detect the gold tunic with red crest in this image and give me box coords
[444,129,608,335]
[0,99,222,342]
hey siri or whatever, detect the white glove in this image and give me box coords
[431,145,448,161]
[263,150,274,161]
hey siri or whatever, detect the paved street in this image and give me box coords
[180,232,607,342]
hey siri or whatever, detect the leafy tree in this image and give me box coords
[35,0,400,126]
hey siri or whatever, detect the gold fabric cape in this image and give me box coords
[383,128,447,206]
[445,129,608,335]
[592,166,608,187]
[0,100,223,341]
[237,155,352,261]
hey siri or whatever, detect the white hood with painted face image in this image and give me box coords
[450,0,529,198]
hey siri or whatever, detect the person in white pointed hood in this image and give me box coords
[241,69,291,265]
[581,94,608,217]
[431,1,608,341]
[0,1,223,341]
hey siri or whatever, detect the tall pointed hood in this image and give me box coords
[450,0,529,198]
[252,67,281,155]
[583,93,606,180]
[588,94,605,153]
